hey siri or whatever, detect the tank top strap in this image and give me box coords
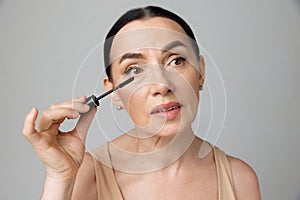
[213,146,237,200]
[89,144,124,199]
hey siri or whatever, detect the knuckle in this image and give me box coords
[70,102,76,109]
[41,109,51,118]
[22,127,31,138]
[22,121,30,136]
[50,103,58,109]
[22,129,28,136]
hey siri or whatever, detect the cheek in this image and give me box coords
[124,88,150,126]
[190,77,200,99]
[178,68,200,99]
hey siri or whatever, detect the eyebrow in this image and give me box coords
[119,52,144,65]
[162,40,187,52]
[118,40,187,65]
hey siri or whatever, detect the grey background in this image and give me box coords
[1,0,299,199]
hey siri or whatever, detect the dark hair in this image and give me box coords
[104,5,200,81]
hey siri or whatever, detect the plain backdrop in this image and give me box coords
[1,0,299,199]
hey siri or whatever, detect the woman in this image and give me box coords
[23,6,261,200]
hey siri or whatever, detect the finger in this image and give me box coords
[63,101,90,114]
[73,96,86,102]
[37,107,79,132]
[74,107,97,143]
[23,107,39,142]
[50,96,86,108]
[50,97,89,114]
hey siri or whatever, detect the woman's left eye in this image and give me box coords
[169,57,186,67]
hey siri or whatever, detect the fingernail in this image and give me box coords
[84,104,90,110]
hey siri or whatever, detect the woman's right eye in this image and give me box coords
[125,65,143,75]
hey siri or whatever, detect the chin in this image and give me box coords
[154,122,188,137]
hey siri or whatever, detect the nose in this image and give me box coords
[149,65,175,96]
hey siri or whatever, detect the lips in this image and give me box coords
[150,102,182,120]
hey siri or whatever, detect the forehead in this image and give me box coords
[118,17,187,34]
[109,18,196,63]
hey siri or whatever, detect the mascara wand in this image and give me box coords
[85,77,134,111]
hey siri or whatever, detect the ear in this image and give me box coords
[199,55,205,87]
[103,77,124,107]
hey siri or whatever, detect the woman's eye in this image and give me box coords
[125,65,143,75]
[169,57,186,67]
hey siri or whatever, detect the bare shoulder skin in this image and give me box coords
[72,153,97,200]
[228,156,261,200]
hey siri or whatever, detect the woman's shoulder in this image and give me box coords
[226,155,261,199]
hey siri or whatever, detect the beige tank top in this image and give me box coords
[89,143,236,200]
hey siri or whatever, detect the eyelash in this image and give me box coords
[123,55,187,75]
[168,56,186,67]
[124,64,143,75]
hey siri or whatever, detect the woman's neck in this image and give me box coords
[109,127,205,173]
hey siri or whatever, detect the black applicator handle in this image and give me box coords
[85,95,100,111]
[84,77,134,112]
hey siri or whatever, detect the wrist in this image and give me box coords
[41,174,77,200]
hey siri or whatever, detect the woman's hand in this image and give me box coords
[22,96,96,180]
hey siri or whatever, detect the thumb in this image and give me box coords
[74,107,97,143]
[23,107,39,143]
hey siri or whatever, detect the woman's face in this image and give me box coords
[104,17,205,137]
